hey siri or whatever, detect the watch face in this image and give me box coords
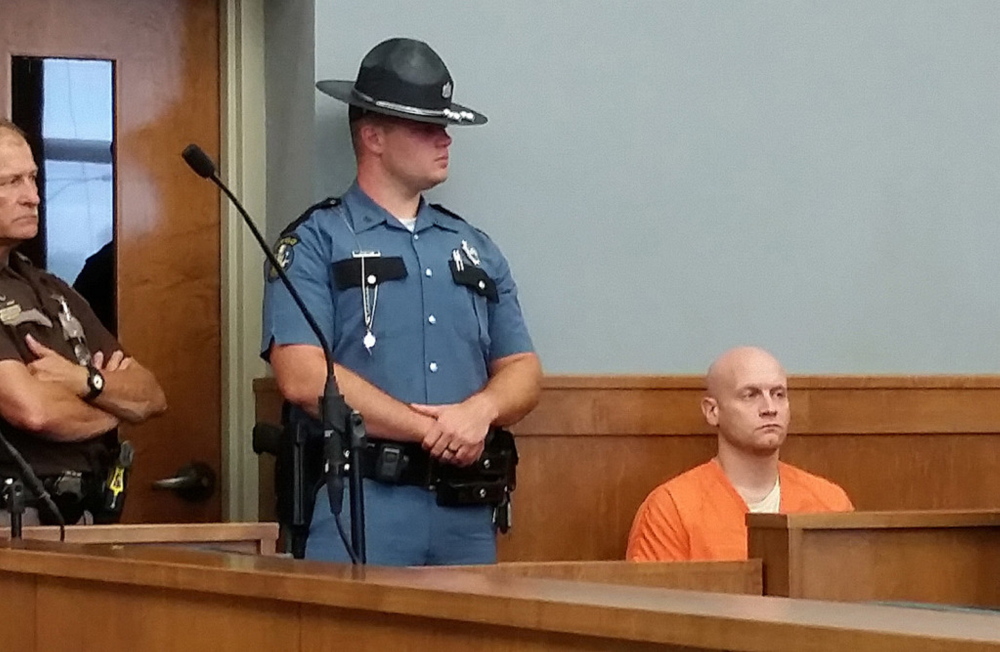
[92,372,105,390]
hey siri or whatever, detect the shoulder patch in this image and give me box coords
[267,234,300,282]
[279,196,341,236]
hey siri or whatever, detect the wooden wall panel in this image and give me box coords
[253,375,1000,561]
[445,560,762,594]
[499,435,716,561]
[35,577,300,651]
[300,607,687,652]
[748,512,1000,607]
[0,573,36,651]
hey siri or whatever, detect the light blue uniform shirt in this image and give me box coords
[261,182,534,406]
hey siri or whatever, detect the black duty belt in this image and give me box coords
[0,471,100,501]
[1,471,102,525]
[361,429,518,508]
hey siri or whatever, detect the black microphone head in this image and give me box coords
[182,144,217,178]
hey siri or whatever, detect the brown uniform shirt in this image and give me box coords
[0,252,119,476]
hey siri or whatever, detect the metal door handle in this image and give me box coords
[152,462,216,502]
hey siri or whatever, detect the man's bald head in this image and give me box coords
[705,347,786,398]
[0,119,27,145]
[702,347,789,455]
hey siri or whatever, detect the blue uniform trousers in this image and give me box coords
[305,479,496,566]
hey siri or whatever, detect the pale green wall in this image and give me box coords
[267,1,1000,373]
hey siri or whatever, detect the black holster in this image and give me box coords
[274,404,325,558]
[36,471,104,525]
[93,440,133,524]
[432,428,518,508]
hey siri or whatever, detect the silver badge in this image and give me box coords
[442,82,452,99]
[55,295,91,366]
[461,240,481,266]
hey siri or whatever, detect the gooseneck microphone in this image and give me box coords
[180,145,217,179]
[181,144,365,564]
[0,428,66,541]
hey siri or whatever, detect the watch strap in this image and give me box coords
[84,365,105,402]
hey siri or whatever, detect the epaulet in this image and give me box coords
[430,203,468,224]
[279,196,341,236]
[430,203,493,239]
[9,251,34,272]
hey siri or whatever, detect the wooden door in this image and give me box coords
[1,0,222,521]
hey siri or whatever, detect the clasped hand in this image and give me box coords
[413,395,496,467]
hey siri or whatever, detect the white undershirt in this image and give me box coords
[746,477,781,514]
[396,217,417,232]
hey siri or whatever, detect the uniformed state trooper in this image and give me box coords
[0,119,166,526]
[261,38,542,566]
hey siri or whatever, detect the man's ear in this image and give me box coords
[359,121,384,155]
[701,396,719,427]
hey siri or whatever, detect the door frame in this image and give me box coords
[221,0,267,521]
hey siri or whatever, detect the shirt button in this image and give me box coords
[413,233,420,240]
[429,362,438,372]
[428,315,436,324]
[425,268,433,277]
[367,274,377,285]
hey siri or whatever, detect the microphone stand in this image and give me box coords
[182,145,366,564]
[0,429,66,542]
[3,479,25,539]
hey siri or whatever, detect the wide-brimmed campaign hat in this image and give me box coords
[316,38,487,126]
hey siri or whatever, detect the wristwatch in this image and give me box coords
[84,364,105,401]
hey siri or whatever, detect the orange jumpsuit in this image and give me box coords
[626,459,854,561]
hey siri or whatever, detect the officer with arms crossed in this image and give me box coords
[262,38,542,566]
[0,119,167,526]
[627,346,852,561]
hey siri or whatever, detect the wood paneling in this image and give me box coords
[299,607,691,652]
[3,541,1000,652]
[254,375,1000,561]
[37,577,299,651]
[501,434,717,561]
[438,560,762,594]
[0,572,35,651]
[3,0,222,522]
[748,510,1000,607]
[0,522,279,554]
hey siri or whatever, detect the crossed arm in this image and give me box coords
[269,343,542,466]
[0,336,166,442]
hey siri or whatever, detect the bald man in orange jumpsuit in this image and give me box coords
[627,347,853,562]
